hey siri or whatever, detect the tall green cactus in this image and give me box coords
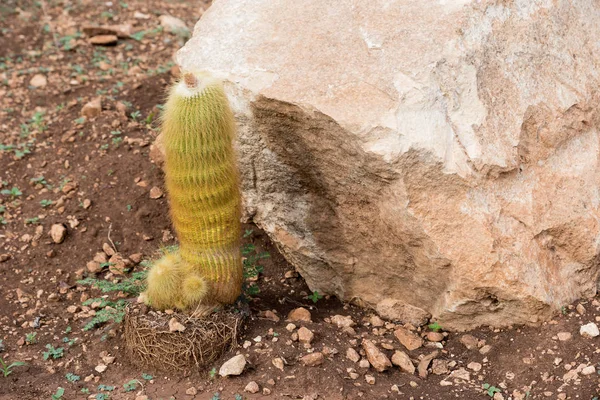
[144,71,242,310]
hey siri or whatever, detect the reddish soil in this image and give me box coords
[1,2,600,400]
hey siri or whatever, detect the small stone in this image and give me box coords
[49,224,67,244]
[262,388,271,395]
[459,334,479,350]
[87,261,102,273]
[331,315,355,328]
[134,11,151,19]
[82,199,92,209]
[264,310,280,322]
[0,254,9,263]
[580,322,600,338]
[493,393,504,400]
[66,305,78,313]
[449,368,470,381]
[272,357,284,371]
[365,374,375,385]
[286,323,297,331]
[479,344,492,354]
[89,35,118,45]
[102,243,115,256]
[129,253,143,264]
[576,304,586,315]
[298,327,314,345]
[185,387,197,395]
[358,359,370,368]
[426,332,444,342]
[582,365,596,375]
[159,15,190,36]
[362,339,392,372]
[95,364,107,373]
[440,380,452,386]
[467,362,482,372]
[431,359,449,375]
[346,347,360,363]
[557,332,572,341]
[149,186,163,199]
[168,318,185,332]
[391,350,415,374]
[81,97,102,118]
[301,352,324,366]
[30,74,47,88]
[244,381,260,393]
[16,338,25,346]
[394,327,423,351]
[287,307,312,322]
[219,354,246,376]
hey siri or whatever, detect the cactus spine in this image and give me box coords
[144,71,242,310]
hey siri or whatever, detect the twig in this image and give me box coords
[107,223,117,253]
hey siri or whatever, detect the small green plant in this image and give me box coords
[208,367,217,379]
[130,110,141,121]
[74,116,86,125]
[241,243,269,297]
[40,199,53,208]
[31,111,46,131]
[43,344,64,360]
[66,372,80,382]
[234,395,243,400]
[123,379,140,392]
[1,186,22,198]
[25,332,37,344]
[25,217,40,225]
[97,384,115,391]
[428,322,443,332]
[482,383,502,397]
[141,373,153,380]
[81,388,90,394]
[308,290,323,303]
[51,387,65,400]
[0,358,25,377]
[211,393,221,400]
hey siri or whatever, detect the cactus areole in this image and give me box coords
[144,71,242,310]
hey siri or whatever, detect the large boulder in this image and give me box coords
[174,0,600,330]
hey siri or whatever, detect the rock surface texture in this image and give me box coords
[175,0,600,330]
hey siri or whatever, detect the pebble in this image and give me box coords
[168,318,185,332]
[298,327,314,345]
[81,97,102,118]
[89,35,118,45]
[365,374,375,385]
[370,315,385,327]
[459,334,479,350]
[185,387,197,395]
[557,332,572,341]
[358,359,370,369]
[426,332,444,342]
[219,354,246,377]
[449,368,470,381]
[391,350,415,374]
[479,345,492,355]
[467,362,482,372]
[272,357,284,371]
[49,224,67,244]
[576,304,586,315]
[580,322,600,338]
[362,339,392,372]
[432,359,449,375]
[149,186,163,199]
[29,74,47,88]
[0,254,9,263]
[94,364,107,373]
[394,327,423,351]
[331,315,355,328]
[159,15,190,36]
[300,352,324,367]
[287,307,312,322]
[244,381,260,393]
[582,365,596,375]
[346,347,360,363]
[286,323,297,331]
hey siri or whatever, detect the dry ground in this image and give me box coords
[1,1,600,399]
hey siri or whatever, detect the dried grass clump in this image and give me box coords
[124,303,244,372]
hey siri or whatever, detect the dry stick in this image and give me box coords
[107,223,117,253]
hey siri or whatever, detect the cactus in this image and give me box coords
[144,71,242,310]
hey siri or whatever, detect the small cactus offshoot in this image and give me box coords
[144,70,242,310]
